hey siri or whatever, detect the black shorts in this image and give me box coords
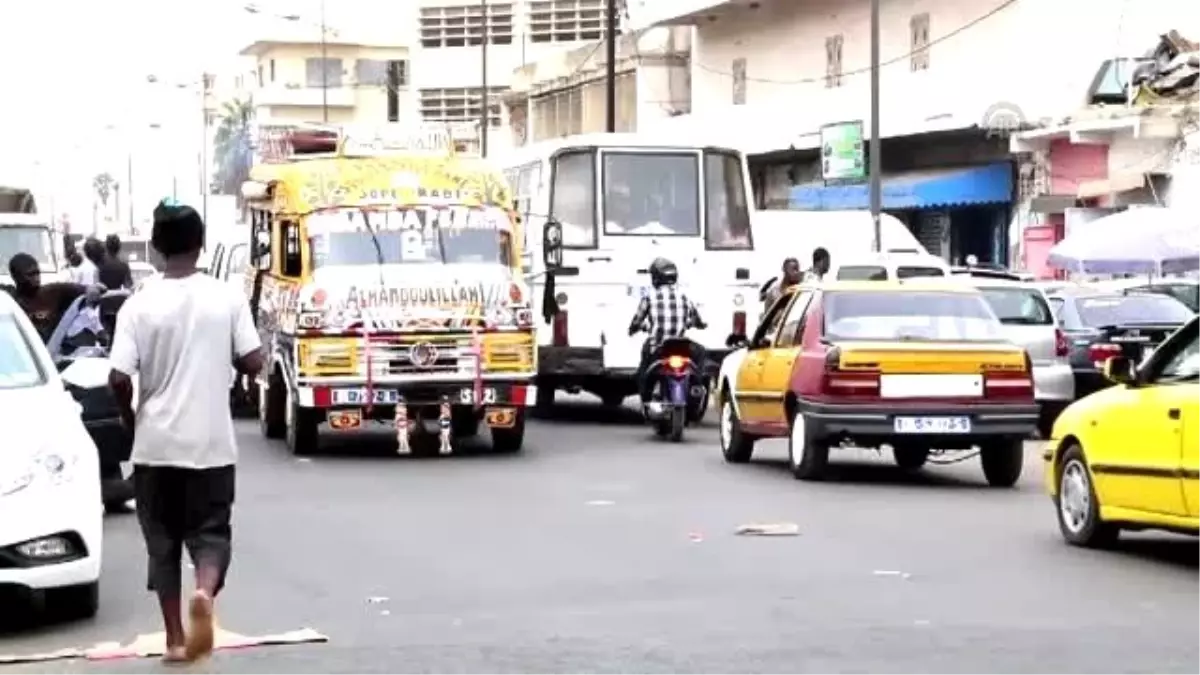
[133,465,236,595]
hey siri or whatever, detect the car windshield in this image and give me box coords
[825,290,1003,342]
[979,287,1053,325]
[1077,294,1194,327]
[0,314,46,389]
[0,225,56,273]
[308,207,512,268]
[603,152,700,236]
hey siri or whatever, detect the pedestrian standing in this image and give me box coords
[99,234,134,290]
[108,200,263,663]
[804,247,831,282]
[69,238,103,286]
[760,257,803,309]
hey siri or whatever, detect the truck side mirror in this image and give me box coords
[543,219,564,269]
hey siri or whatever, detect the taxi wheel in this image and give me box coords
[491,410,526,453]
[980,438,1024,487]
[1056,444,1120,547]
[719,397,755,463]
[788,411,829,481]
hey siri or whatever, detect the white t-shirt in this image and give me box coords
[110,272,261,469]
[69,259,98,285]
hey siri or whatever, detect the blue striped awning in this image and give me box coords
[789,162,1014,211]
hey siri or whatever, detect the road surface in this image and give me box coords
[2,401,1197,673]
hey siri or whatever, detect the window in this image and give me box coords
[825,34,843,88]
[836,265,887,281]
[776,291,814,347]
[824,291,1004,342]
[0,226,56,274]
[896,266,946,278]
[0,314,45,389]
[1077,295,1194,327]
[419,87,506,126]
[281,220,302,277]
[979,287,1053,325]
[305,58,343,88]
[1152,324,1199,383]
[308,208,512,268]
[910,13,930,71]
[550,150,596,248]
[225,244,249,282]
[355,59,408,88]
[420,3,514,47]
[257,64,263,87]
[754,295,791,347]
[603,153,699,236]
[528,0,608,43]
[704,151,752,250]
[731,57,746,105]
[269,59,276,82]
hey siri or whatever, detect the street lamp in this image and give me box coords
[245,2,331,122]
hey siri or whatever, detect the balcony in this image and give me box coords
[253,85,357,109]
[625,0,771,30]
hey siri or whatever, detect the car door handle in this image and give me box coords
[1168,408,1181,420]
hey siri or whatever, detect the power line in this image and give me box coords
[693,0,1018,86]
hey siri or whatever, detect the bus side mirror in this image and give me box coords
[543,219,564,269]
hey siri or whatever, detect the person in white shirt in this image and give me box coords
[108,200,264,664]
[68,241,100,285]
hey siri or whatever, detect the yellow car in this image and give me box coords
[716,281,1040,485]
[1044,316,1199,546]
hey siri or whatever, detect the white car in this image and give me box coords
[0,293,102,619]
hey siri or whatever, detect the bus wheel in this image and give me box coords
[491,410,526,453]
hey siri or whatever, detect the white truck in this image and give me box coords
[0,187,66,287]
[502,133,761,412]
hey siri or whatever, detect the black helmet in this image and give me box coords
[649,257,678,288]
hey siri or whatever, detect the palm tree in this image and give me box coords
[212,98,254,204]
[92,172,115,208]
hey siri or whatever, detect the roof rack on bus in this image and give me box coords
[253,122,481,163]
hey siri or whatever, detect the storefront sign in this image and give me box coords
[820,120,866,184]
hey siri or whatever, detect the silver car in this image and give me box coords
[956,277,1075,436]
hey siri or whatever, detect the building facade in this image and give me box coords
[627,0,1200,268]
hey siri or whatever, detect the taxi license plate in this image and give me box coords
[331,389,400,405]
[894,416,971,434]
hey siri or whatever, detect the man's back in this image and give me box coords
[98,256,132,289]
[110,273,257,469]
[645,284,695,343]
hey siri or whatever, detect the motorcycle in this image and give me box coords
[643,337,706,442]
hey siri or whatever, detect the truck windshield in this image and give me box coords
[309,207,512,268]
[0,225,56,273]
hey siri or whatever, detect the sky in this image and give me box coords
[0,0,327,228]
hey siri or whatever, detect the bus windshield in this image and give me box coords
[308,206,513,268]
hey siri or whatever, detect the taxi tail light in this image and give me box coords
[821,348,880,397]
[1055,329,1070,357]
[1088,343,1122,368]
[732,311,746,336]
[552,310,569,346]
[983,352,1034,400]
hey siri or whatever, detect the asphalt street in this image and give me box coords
[2,399,1197,673]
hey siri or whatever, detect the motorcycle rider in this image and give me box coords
[627,257,708,414]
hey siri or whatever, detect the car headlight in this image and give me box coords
[0,452,78,497]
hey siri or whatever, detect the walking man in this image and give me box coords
[99,234,134,290]
[108,200,263,663]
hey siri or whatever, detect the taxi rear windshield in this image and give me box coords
[825,290,1002,342]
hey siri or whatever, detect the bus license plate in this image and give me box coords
[331,389,400,405]
[893,416,971,434]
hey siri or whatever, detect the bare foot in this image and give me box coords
[161,646,189,664]
[184,591,215,661]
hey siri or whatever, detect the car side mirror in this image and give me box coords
[726,333,749,349]
[543,219,564,269]
[1102,355,1135,385]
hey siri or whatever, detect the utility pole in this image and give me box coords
[604,0,617,132]
[320,0,329,122]
[479,0,489,157]
[127,152,134,232]
[868,0,882,252]
[201,73,211,231]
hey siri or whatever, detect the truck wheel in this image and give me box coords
[286,392,321,456]
[892,445,929,470]
[259,371,285,439]
[788,410,830,481]
[980,438,1024,487]
[490,410,526,453]
[719,398,755,464]
[1056,444,1120,547]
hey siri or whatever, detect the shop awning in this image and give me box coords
[789,163,1013,211]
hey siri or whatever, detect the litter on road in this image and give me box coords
[735,522,800,536]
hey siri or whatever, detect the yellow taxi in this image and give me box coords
[716,281,1039,485]
[1044,316,1199,546]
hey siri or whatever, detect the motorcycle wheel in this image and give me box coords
[669,407,686,442]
